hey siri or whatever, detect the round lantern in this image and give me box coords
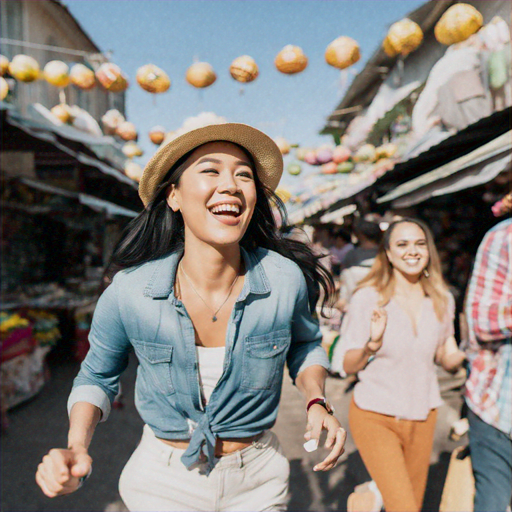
[1,77,9,100]
[122,141,143,158]
[337,161,354,173]
[186,62,216,89]
[51,103,74,124]
[325,36,361,70]
[287,162,302,176]
[354,143,376,163]
[96,63,128,92]
[70,63,96,90]
[275,45,308,75]
[230,55,259,83]
[275,137,290,155]
[375,143,398,160]
[149,126,166,145]
[332,146,351,164]
[0,55,9,76]
[124,161,143,182]
[116,121,137,141]
[304,151,318,165]
[316,147,333,165]
[295,148,309,161]
[136,64,171,93]
[384,19,423,57]
[321,162,338,175]
[9,54,40,82]
[101,109,125,135]
[435,4,483,46]
[44,60,70,87]
[275,188,292,202]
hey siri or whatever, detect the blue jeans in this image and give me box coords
[467,408,512,512]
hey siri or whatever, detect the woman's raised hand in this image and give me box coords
[368,308,387,352]
[36,446,92,497]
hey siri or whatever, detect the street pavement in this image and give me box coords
[1,348,466,512]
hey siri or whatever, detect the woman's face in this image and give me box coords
[386,222,429,278]
[167,141,257,248]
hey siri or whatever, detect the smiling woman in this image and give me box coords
[35,122,346,512]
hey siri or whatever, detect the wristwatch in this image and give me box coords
[306,397,334,415]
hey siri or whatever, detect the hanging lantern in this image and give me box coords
[230,55,259,83]
[186,62,216,89]
[116,121,137,141]
[354,144,376,162]
[44,60,70,88]
[316,147,333,165]
[337,161,354,173]
[70,63,96,90]
[325,36,361,70]
[275,45,308,74]
[122,141,143,158]
[274,137,290,155]
[435,4,483,46]
[96,63,128,92]
[384,19,423,57]
[136,64,170,93]
[101,109,125,135]
[1,77,9,100]
[0,55,9,76]
[375,143,398,160]
[8,54,40,82]
[50,103,74,124]
[124,161,143,182]
[295,148,309,161]
[321,162,338,174]
[275,188,292,202]
[332,146,351,164]
[304,151,318,165]
[149,126,166,145]
[286,162,302,176]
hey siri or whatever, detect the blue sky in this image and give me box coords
[65,0,425,185]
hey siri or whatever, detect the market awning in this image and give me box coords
[319,204,357,224]
[377,131,512,206]
[19,177,138,217]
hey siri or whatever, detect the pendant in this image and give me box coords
[212,316,217,322]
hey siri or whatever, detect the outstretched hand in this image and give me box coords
[304,405,347,471]
[36,446,92,498]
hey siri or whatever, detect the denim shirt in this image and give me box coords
[68,247,329,471]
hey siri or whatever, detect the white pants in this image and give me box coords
[119,425,290,512]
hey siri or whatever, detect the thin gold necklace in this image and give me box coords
[179,264,240,322]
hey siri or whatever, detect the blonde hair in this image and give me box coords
[355,218,449,321]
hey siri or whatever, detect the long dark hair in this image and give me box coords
[107,143,334,311]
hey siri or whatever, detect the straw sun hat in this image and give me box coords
[138,122,284,206]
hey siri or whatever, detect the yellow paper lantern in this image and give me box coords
[50,103,74,124]
[0,55,9,76]
[136,64,171,93]
[124,161,143,182]
[186,62,216,89]
[230,55,259,83]
[384,19,423,57]
[1,77,9,100]
[275,188,292,203]
[274,137,291,155]
[435,4,483,46]
[275,45,308,75]
[8,54,40,83]
[116,121,137,141]
[96,63,129,92]
[101,109,125,135]
[122,141,143,158]
[325,36,361,70]
[149,126,166,145]
[44,60,70,88]
[70,63,96,90]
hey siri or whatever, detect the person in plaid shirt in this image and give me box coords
[464,193,512,512]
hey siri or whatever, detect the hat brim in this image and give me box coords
[138,123,284,206]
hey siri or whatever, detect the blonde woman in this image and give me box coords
[339,218,465,512]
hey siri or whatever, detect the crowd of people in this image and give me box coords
[34,121,511,512]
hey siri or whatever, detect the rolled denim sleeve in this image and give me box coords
[68,275,131,422]
[287,271,329,382]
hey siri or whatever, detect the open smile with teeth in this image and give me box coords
[404,258,420,265]
[209,204,242,217]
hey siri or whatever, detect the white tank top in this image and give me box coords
[196,346,225,404]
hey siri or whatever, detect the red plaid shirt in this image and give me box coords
[464,218,512,437]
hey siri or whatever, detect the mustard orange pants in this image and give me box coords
[349,398,437,512]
